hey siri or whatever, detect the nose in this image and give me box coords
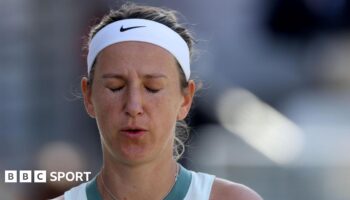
[124,87,144,117]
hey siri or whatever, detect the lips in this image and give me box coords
[120,126,147,138]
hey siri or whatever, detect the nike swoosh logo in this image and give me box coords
[120,25,146,32]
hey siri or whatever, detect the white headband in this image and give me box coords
[87,19,191,80]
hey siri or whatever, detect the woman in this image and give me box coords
[54,3,262,200]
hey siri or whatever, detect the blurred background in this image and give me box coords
[1,0,350,199]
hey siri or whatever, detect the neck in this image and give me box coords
[97,153,178,200]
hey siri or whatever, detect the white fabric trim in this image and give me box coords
[64,182,87,200]
[87,19,191,80]
[184,171,215,200]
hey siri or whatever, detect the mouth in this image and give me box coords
[120,127,147,138]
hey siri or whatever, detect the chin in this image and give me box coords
[118,145,154,164]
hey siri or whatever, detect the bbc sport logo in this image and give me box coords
[4,170,91,183]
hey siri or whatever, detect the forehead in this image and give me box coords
[95,41,179,76]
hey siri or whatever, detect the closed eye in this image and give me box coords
[109,87,124,92]
[145,87,161,93]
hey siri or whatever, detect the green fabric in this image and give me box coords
[86,165,192,200]
[163,165,192,200]
[86,176,103,200]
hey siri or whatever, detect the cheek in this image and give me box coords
[92,90,121,133]
[146,93,181,133]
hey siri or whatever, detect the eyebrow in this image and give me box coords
[102,73,168,80]
[144,73,168,79]
[102,73,124,79]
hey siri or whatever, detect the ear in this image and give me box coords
[177,80,196,120]
[81,77,96,118]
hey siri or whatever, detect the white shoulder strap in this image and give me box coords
[64,182,88,200]
[184,171,215,200]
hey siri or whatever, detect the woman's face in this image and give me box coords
[82,42,195,165]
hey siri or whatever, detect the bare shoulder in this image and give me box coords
[210,178,263,200]
[50,194,65,200]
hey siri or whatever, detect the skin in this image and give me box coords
[52,41,262,200]
[86,42,192,166]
